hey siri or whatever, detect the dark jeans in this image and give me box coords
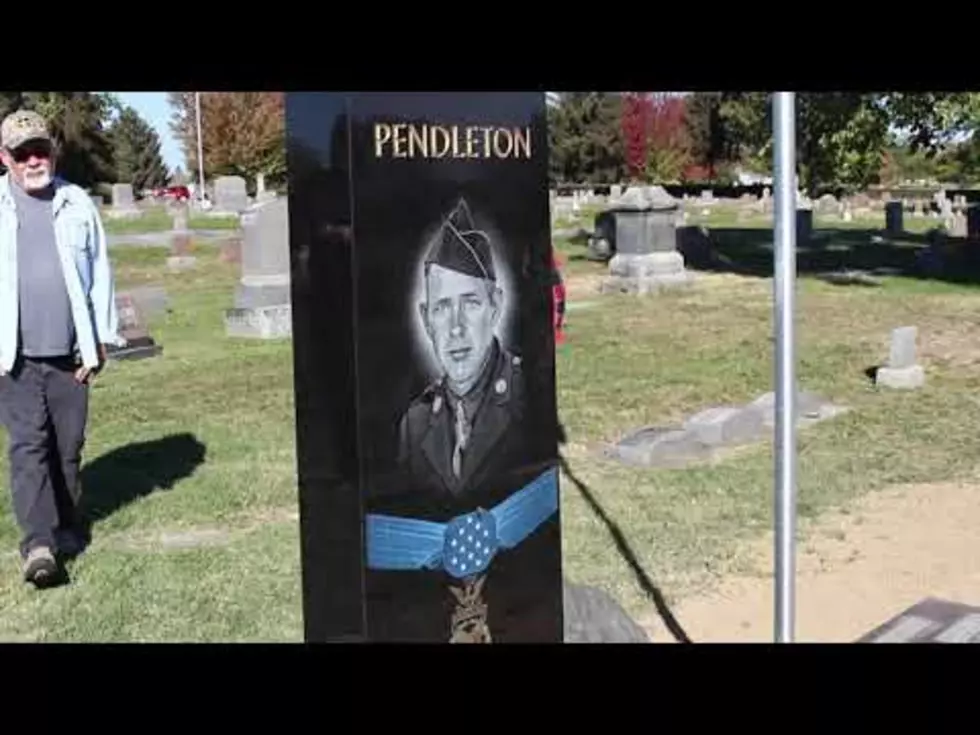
[0,355,88,558]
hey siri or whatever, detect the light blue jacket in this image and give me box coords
[0,173,123,372]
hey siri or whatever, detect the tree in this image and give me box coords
[685,92,737,180]
[621,92,651,181]
[713,93,891,196]
[168,92,286,190]
[108,106,169,193]
[547,92,625,184]
[645,93,691,183]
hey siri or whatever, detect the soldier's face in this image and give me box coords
[422,264,500,391]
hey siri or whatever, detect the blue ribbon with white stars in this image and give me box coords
[365,467,558,579]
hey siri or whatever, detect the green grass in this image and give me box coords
[100,205,240,235]
[0,224,978,640]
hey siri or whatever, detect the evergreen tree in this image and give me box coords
[108,106,169,194]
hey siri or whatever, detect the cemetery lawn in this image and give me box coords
[555,224,980,627]
[101,206,240,236]
[0,223,978,640]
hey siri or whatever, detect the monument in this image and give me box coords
[858,598,980,643]
[105,291,162,361]
[224,196,292,339]
[285,92,564,643]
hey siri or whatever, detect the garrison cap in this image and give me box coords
[425,198,496,282]
[1,110,51,151]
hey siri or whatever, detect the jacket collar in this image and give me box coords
[0,172,75,215]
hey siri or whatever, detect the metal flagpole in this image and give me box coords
[195,92,206,204]
[772,92,797,643]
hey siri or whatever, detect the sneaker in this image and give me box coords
[23,546,57,586]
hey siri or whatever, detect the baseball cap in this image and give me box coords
[1,109,51,151]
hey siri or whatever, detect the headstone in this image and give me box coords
[950,210,968,238]
[857,597,980,643]
[876,325,925,389]
[609,184,623,200]
[167,204,196,271]
[105,291,162,361]
[563,582,649,643]
[796,207,812,243]
[256,173,266,195]
[224,196,291,339]
[968,205,980,241]
[108,183,141,218]
[885,200,903,235]
[127,285,169,319]
[214,175,248,213]
[285,92,564,643]
[601,185,692,294]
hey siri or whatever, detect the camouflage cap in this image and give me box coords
[1,109,51,150]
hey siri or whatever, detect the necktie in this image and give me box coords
[452,400,470,478]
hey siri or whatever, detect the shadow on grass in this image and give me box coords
[556,439,692,643]
[676,226,980,288]
[565,224,980,288]
[78,432,207,530]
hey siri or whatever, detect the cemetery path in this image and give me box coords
[640,479,980,643]
[107,229,236,247]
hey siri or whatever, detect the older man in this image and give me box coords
[0,109,121,587]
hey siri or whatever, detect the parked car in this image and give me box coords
[150,185,191,202]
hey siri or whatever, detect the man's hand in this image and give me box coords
[74,344,107,384]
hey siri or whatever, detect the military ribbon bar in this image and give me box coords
[365,467,558,579]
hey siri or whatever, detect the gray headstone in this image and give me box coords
[225,196,292,339]
[601,186,691,294]
[683,405,764,446]
[112,183,135,209]
[888,326,917,369]
[876,325,925,389]
[127,285,169,319]
[563,582,650,643]
[108,183,141,219]
[214,175,248,213]
[857,597,980,643]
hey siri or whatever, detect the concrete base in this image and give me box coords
[600,251,693,295]
[876,364,925,389]
[234,283,292,310]
[225,304,292,339]
[106,338,162,361]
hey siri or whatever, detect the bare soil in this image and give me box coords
[641,480,980,643]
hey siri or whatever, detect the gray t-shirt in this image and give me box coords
[13,181,75,358]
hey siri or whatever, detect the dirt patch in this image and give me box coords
[642,480,980,642]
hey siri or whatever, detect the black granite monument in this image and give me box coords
[285,92,563,643]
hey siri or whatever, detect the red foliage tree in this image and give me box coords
[621,92,652,180]
[646,94,693,182]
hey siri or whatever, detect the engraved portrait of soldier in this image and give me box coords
[362,195,563,644]
[395,196,527,498]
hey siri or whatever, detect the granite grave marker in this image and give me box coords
[285,92,564,643]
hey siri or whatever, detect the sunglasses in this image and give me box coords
[7,142,52,164]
